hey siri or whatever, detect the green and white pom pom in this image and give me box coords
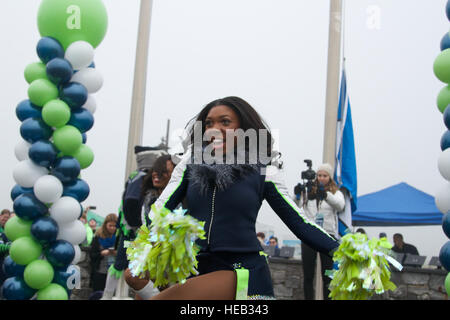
[327,233,400,300]
[126,205,205,287]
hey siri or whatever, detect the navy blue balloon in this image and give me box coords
[62,178,90,202]
[1,276,36,300]
[440,130,450,151]
[13,193,48,221]
[10,185,33,201]
[28,140,58,167]
[51,156,81,184]
[20,118,52,143]
[443,212,450,239]
[439,241,450,271]
[31,216,59,246]
[68,108,94,133]
[444,105,450,130]
[441,33,450,52]
[15,100,42,122]
[82,132,87,144]
[36,37,64,64]
[46,58,74,85]
[45,240,75,269]
[60,82,88,110]
[3,256,26,278]
[447,0,450,21]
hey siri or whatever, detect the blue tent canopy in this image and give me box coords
[352,182,443,226]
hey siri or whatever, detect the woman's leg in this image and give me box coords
[320,252,334,300]
[150,270,236,300]
[301,243,317,300]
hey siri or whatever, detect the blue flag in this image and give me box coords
[334,67,357,237]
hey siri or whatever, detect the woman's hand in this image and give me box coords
[101,249,110,256]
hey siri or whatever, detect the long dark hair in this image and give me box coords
[141,154,174,197]
[186,96,273,159]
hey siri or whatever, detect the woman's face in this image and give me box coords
[317,170,330,185]
[204,105,241,155]
[106,221,116,235]
[152,160,175,190]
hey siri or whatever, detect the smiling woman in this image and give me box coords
[144,96,340,300]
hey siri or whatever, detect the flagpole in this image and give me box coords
[316,0,343,301]
[116,0,154,300]
[322,0,343,168]
[124,0,154,178]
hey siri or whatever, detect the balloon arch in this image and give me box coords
[2,0,107,300]
[433,0,450,298]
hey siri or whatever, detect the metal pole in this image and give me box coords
[322,0,343,168]
[165,119,170,151]
[124,0,154,179]
[116,0,153,300]
[316,0,343,301]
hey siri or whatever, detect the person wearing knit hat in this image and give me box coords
[296,162,346,300]
[317,163,333,179]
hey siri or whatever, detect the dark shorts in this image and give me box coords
[196,251,275,299]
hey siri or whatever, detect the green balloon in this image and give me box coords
[445,272,450,296]
[24,259,54,290]
[42,99,71,128]
[9,237,43,266]
[37,0,108,50]
[24,62,47,84]
[72,144,94,169]
[434,49,450,84]
[52,125,83,155]
[37,283,68,300]
[4,216,32,241]
[437,85,450,113]
[28,79,59,107]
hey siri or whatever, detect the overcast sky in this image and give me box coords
[1,0,449,257]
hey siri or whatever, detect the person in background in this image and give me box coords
[0,209,12,286]
[298,163,345,300]
[379,232,387,239]
[88,218,97,233]
[355,228,366,235]
[124,154,176,299]
[256,232,266,246]
[89,214,118,292]
[392,233,419,255]
[100,146,172,300]
[268,236,280,257]
[80,209,94,247]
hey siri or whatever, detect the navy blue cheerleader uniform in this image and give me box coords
[148,151,340,299]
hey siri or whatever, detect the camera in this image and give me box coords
[294,159,316,198]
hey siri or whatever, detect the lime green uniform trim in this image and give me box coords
[235,267,249,300]
[108,264,124,279]
[162,168,187,208]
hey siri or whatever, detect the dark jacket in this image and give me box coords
[148,152,339,256]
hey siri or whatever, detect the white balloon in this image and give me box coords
[14,139,31,161]
[33,175,63,203]
[82,95,97,114]
[438,148,450,181]
[71,245,81,265]
[435,182,450,214]
[71,68,103,93]
[57,220,86,245]
[50,196,82,225]
[65,41,94,70]
[13,159,49,188]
